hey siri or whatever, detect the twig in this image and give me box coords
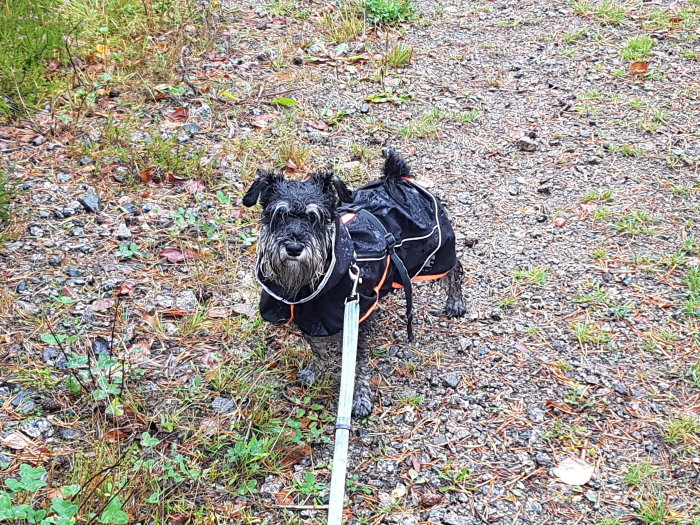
[271,504,329,510]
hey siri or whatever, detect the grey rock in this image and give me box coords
[15,281,27,293]
[182,123,200,134]
[360,103,370,114]
[92,336,111,356]
[176,289,198,310]
[115,222,132,240]
[20,418,54,438]
[79,193,101,213]
[535,452,552,466]
[60,429,79,440]
[443,373,460,389]
[516,136,537,152]
[155,294,175,308]
[43,347,67,368]
[79,156,94,165]
[28,226,44,237]
[212,397,236,414]
[57,172,72,183]
[30,134,47,146]
[66,266,82,277]
[307,132,329,145]
[18,400,37,412]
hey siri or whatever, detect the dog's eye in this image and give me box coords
[306,210,324,224]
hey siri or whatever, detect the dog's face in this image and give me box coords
[243,170,352,297]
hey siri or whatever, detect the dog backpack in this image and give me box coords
[257,153,457,339]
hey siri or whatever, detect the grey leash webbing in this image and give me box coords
[327,265,361,525]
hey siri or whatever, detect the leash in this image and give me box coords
[327,263,361,525]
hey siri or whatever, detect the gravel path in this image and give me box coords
[1,0,699,523]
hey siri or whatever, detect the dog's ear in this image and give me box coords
[242,170,284,207]
[312,170,353,205]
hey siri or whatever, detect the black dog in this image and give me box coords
[243,149,466,417]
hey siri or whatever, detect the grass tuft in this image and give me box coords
[363,0,415,25]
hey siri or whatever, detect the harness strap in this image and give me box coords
[357,209,414,342]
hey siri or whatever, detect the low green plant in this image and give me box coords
[0,463,127,524]
[595,0,626,25]
[454,108,480,124]
[399,108,442,138]
[0,0,70,116]
[513,266,549,285]
[0,171,20,225]
[663,416,700,444]
[572,322,609,344]
[623,462,657,487]
[363,0,415,25]
[322,5,366,42]
[386,43,413,68]
[620,35,654,61]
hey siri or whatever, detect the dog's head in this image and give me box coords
[243,170,352,297]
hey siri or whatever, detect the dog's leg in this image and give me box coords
[352,319,374,418]
[442,261,467,318]
[299,334,337,385]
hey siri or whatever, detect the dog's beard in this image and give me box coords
[258,224,334,298]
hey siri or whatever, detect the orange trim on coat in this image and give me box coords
[359,255,391,323]
[391,269,452,289]
[340,212,356,224]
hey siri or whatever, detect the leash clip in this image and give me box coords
[347,263,360,303]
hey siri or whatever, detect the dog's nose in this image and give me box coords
[285,242,304,257]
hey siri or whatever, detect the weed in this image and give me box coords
[573,281,611,306]
[323,5,366,43]
[396,394,425,406]
[0,0,70,116]
[583,188,614,202]
[572,322,609,344]
[591,248,607,260]
[496,296,517,308]
[363,0,415,25]
[571,1,591,15]
[593,207,611,220]
[623,462,657,487]
[436,464,475,492]
[0,171,20,226]
[513,266,549,285]
[620,35,654,61]
[595,518,622,525]
[399,108,443,138]
[454,108,480,124]
[616,210,655,235]
[609,302,634,319]
[595,1,626,25]
[277,140,310,170]
[684,266,700,317]
[564,26,588,43]
[663,416,700,444]
[386,43,413,68]
[636,493,669,525]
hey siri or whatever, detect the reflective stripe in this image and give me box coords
[391,269,452,289]
[359,255,391,323]
[341,213,356,224]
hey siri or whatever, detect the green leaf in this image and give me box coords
[140,432,161,447]
[51,497,79,518]
[98,496,128,524]
[221,90,239,101]
[271,97,298,106]
[40,334,65,345]
[28,508,47,523]
[61,484,81,498]
[215,190,231,204]
[6,464,47,492]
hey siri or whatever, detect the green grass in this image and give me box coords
[616,210,655,235]
[398,108,443,138]
[572,322,609,344]
[623,462,657,487]
[513,266,549,285]
[595,517,622,525]
[0,0,70,117]
[386,43,413,68]
[636,493,670,525]
[684,266,700,317]
[591,248,608,260]
[0,171,20,225]
[620,35,655,61]
[322,4,366,43]
[663,416,700,444]
[582,188,614,202]
[454,108,480,124]
[595,0,626,25]
[363,0,415,25]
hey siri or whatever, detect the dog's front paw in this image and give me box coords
[297,367,317,386]
[352,385,374,418]
[445,300,467,318]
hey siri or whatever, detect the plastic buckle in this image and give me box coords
[346,263,360,303]
[384,232,396,248]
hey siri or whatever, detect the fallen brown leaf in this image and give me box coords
[167,107,189,122]
[553,457,594,486]
[160,247,199,263]
[631,61,649,75]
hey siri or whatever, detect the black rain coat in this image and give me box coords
[257,177,457,338]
